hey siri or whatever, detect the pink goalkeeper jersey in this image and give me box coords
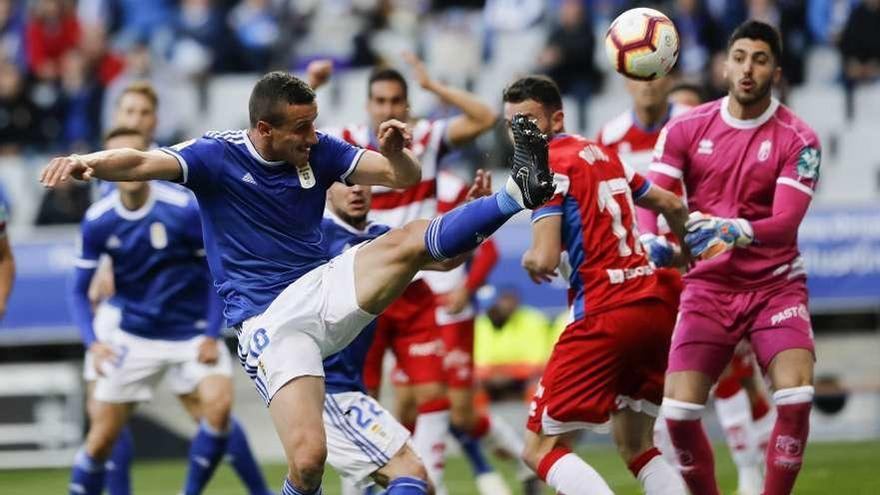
[649,96,821,290]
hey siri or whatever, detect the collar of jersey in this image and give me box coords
[243,130,287,167]
[720,96,779,129]
[324,208,375,236]
[114,185,156,221]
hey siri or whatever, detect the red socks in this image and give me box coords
[763,386,813,495]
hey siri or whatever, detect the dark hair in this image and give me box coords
[728,20,783,64]
[502,75,563,112]
[118,80,158,110]
[248,72,315,128]
[668,80,706,103]
[368,67,408,99]
[103,126,146,145]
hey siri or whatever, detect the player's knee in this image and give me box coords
[201,390,233,431]
[398,220,433,264]
[289,443,327,488]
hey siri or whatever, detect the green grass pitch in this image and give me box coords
[1,440,878,494]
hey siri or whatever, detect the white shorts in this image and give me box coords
[324,391,411,489]
[236,245,376,404]
[93,326,232,403]
[83,301,122,382]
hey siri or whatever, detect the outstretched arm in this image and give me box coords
[635,184,689,245]
[404,52,497,146]
[347,120,421,188]
[40,148,181,188]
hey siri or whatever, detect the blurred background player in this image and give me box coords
[0,185,14,320]
[506,75,689,495]
[68,127,240,495]
[653,21,821,495]
[82,84,271,495]
[310,54,499,494]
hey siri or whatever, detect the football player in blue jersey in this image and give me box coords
[42,71,554,495]
[68,127,272,495]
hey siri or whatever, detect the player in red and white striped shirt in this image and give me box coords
[310,55,498,494]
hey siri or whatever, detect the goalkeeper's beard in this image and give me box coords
[729,77,773,107]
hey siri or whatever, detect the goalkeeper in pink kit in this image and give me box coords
[646,21,820,495]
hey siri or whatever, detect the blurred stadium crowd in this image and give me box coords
[0,0,879,225]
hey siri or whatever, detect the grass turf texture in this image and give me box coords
[1,441,877,494]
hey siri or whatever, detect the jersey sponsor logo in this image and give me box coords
[797,147,820,180]
[149,222,168,249]
[758,139,772,161]
[241,172,257,185]
[606,264,654,285]
[698,139,714,155]
[407,338,444,357]
[577,144,610,165]
[770,304,810,326]
[297,164,316,189]
[653,127,668,158]
[106,235,122,249]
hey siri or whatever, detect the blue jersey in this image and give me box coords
[320,211,390,394]
[161,130,365,326]
[71,183,220,345]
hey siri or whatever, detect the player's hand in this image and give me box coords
[88,266,116,307]
[522,249,557,284]
[440,285,471,315]
[306,59,333,90]
[402,51,435,91]
[40,154,93,188]
[639,233,677,267]
[197,337,220,365]
[684,212,754,260]
[465,169,493,202]
[89,342,117,377]
[377,119,411,156]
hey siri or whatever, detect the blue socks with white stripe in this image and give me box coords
[424,189,523,261]
[69,449,106,495]
[105,426,133,495]
[450,426,493,476]
[386,476,430,494]
[227,416,272,495]
[281,477,322,494]
[183,420,229,495]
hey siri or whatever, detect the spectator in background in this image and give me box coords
[35,177,90,225]
[807,0,857,45]
[59,49,102,152]
[228,0,280,71]
[0,0,26,69]
[0,58,37,154]
[671,0,725,80]
[167,0,227,78]
[25,0,80,80]
[840,0,880,85]
[106,0,176,52]
[536,0,601,133]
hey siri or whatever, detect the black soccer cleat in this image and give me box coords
[509,114,554,209]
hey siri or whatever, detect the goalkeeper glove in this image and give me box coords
[639,233,677,267]
[685,212,754,260]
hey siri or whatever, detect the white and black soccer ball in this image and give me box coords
[604,8,679,81]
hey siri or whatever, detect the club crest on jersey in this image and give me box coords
[297,164,316,189]
[758,140,772,161]
[797,147,820,180]
[150,222,168,249]
[698,139,714,155]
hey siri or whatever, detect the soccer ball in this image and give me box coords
[604,8,679,81]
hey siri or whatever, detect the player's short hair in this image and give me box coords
[368,67,408,99]
[728,20,782,65]
[502,76,563,112]
[103,126,147,146]
[118,81,158,110]
[669,80,706,103]
[248,71,316,128]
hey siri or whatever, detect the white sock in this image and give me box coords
[637,455,687,495]
[413,408,450,495]
[545,453,613,495]
[504,177,527,209]
[488,413,525,458]
[715,389,763,495]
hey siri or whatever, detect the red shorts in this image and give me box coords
[667,280,814,381]
[526,298,677,435]
[440,318,475,389]
[362,281,445,390]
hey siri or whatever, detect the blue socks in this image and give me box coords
[105,426,133,495]
[69,449,106,495]
[226,417,271,495]
[425,190,522,261]
[386,476,429,494]
[281,478,322,495]
[183,420,229,495]
[450,426,493,476]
